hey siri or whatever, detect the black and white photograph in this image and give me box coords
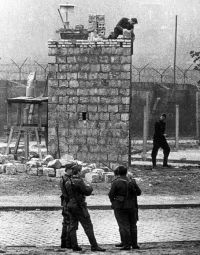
[0,0,200,254]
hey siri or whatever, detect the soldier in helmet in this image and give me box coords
[109,165,141,250]
[64,164,106,252]
[60,162,76,249]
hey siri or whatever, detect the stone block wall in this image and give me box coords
[48,39,131,167]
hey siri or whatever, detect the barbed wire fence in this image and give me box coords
[0,59,48,81]
[0,58,200,85]
[132,64,200,86]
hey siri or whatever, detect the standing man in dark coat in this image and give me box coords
[64,164,106,252]
[108,166,141,250]
[108,17,138,39]
[151,113,171,169]
[60,163,76,249]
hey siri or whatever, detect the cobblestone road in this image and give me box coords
[0,208,200,246]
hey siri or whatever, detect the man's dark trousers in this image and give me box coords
[68,207,98,249]
[151,138,170,167]
[114,208,138,247]
[61,207,71,248]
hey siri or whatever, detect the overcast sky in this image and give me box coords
[0,0,200,67]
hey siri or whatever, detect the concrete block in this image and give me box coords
[56,168,66,178]
[86,163,96,169]
[47,159,62,169]
[91,64,100,72]
[111,56,121,63]
[80,64,90,72]
[69,80,79,88]
[122,97,130,104]
[104,172,114,183]
[121,72,130,80]
[67,56,77,64]
[99,55,109,63]
[43,167,50,176]
[88,73,98,80]
[43,167,55,177]
[92,168,105,180]
[48,79,59,87]
[97,72,109,79]
[59,159,75,168]
[80,167,92,178]
[26,159,41,168]
[37,167,43,176]
[29,168,38,176]
[66,72,78,80]
[101,64,111,72]
[121,56,131,64]
[121,64,131,72]
[108,105,118,112]
[4,154,15,161]
[0,154,5,164]
[16,163,27,173]
[57,56,66,63]
[59,64,70,72]
[0,164,4,174]
[85,172,101,183]
[98,105,108,112]
[43,155,54,165]
[5,163,17,175]
[77,55,88,63]
[121,113,129,121]
[57,73,67,80]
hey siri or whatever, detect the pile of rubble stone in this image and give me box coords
[0,153,124,183]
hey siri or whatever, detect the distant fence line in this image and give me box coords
[132,64,200,85]
[0,59,200,85]
[0,59,48,81]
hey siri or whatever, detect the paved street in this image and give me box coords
[0,208,200,247]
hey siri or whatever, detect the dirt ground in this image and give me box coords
[0,165,200,197]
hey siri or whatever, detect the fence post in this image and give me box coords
[146,91,150,138]
[142,105,148,160]
[196,91,199,140]
[175,104,179,150]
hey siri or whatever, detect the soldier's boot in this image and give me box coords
[131,229,140,249]
[70,230,82,251]
[84,228,106,252]
[61,237,72,249]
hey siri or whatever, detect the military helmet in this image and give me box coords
[71,163,82,175]
[65,162,77,172]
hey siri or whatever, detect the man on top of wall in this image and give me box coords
[108,17,138,39]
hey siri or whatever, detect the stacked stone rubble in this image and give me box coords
[48,39,132,168]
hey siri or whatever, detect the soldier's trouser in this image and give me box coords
[68,207,98,249]
[114,208,138,247]
[61,207,71,247]
[151,139,170,167]
[113,27,122,39]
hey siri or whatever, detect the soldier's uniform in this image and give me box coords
[108,175,141,249]
[65,170,105,252]
[151,119,170,167]
[60,173,71,248]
